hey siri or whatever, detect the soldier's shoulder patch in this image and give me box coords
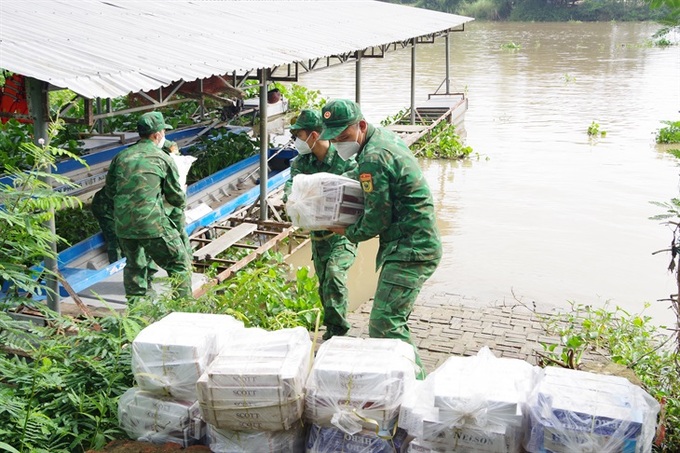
[359,173,373,193]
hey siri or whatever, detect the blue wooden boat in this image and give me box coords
[2,125,298,300]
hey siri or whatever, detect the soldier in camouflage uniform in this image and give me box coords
[104,112,192,301]
[284,110,358,340]
[321,99,442,379]
[93,139,181,264]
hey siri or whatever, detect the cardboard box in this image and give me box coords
[207,424,305,452]
[118,387,205,447]
[286,172,364,230]
[306,424,407,453]
[199,396,304,431]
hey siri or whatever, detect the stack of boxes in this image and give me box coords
[304,337,417,452]
[524,367,660,453]
[398,347,536,453]
[120,312,245,446]
[286,172,364,230]
[198,327,311,452]
[118,388,204,446]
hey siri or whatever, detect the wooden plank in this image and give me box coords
[386,124,429,133]
[193,222,257,260]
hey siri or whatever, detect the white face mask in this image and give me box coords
[157,132,166,149]
[335,126,360,160]
[294,134,316,155]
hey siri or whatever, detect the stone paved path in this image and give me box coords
[339,294,566,374]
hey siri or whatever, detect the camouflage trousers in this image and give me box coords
[311,234,357,340]
[91,207,121,264]
[118,231,193,301]
[369,258,440,380]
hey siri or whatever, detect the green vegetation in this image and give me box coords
[0,120,83,298]
[500,41,521,50]
[587,120,607,138]
[278,83,327,114]
[54,206,100,252]
[0,251,321,452]
[529,301,679,451]
[382,110,474,159]
[656,120,680,144]
[401,0,676,23]
[185,129,259,184]
[414,121,474,159]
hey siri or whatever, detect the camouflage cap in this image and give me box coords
[290,109,323,132]
[137,111,173,136]
[319,99,363,140]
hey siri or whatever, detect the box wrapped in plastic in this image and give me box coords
[286,172,364,230]
[132,321,216,400]
[207,423,305,452]
[197,327,312,431]
[157,311,245,358]
[306,423,408,453]
[118,387,205,447]
[305,337,418,434]
[398,347,537,453]
[524,367,660,453]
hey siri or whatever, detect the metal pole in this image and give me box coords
[410,39,416,125]
[96,97,103,133]
[26,77,60,313]
[355,50,362,104]
[445,32,451,94]
[258,69,269,221]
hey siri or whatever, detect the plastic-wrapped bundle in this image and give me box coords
[524,367,660,453]
[131,313,243,400]
[286,172,364,230]
[207,423,305,452]
[169,154,197,193]
[197,327,312,431]
[132,321,216,400]
[157,311,245,358]
[398,346,537,453]
[306,423,409,453]
[305,336,418,435]
[118,387,205,447]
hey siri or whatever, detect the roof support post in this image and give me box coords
[355,50,362,104]
[258,68,268,221]
[410,38,417,125]
[26,77,60,313]
[445,31,451,94]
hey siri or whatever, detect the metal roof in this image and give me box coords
[0,0,473,99]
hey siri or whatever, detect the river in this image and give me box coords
[286,21,680,327]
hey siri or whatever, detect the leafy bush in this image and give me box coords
[185,129,259,183]
[54,205,100,252]
[0,250,322,452]
[533,302,679,451]
[657,120,680,144]
[0,121,83,298]
[414,122,474,159]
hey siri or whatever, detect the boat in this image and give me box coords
[0,121,299,304]
[384,92,468,146]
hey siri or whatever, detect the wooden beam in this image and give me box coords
[192,222,257,261]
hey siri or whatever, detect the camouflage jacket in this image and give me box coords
[105,138,186,239]
[344,124,442,269]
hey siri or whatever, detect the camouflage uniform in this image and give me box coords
[321,100,442,379]
[284,142,358,339]
[105,113,192,300]
[90,187,121,264]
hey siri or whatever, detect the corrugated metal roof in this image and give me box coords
[0,0,473,99]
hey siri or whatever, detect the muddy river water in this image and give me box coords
[286,21,680,327]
